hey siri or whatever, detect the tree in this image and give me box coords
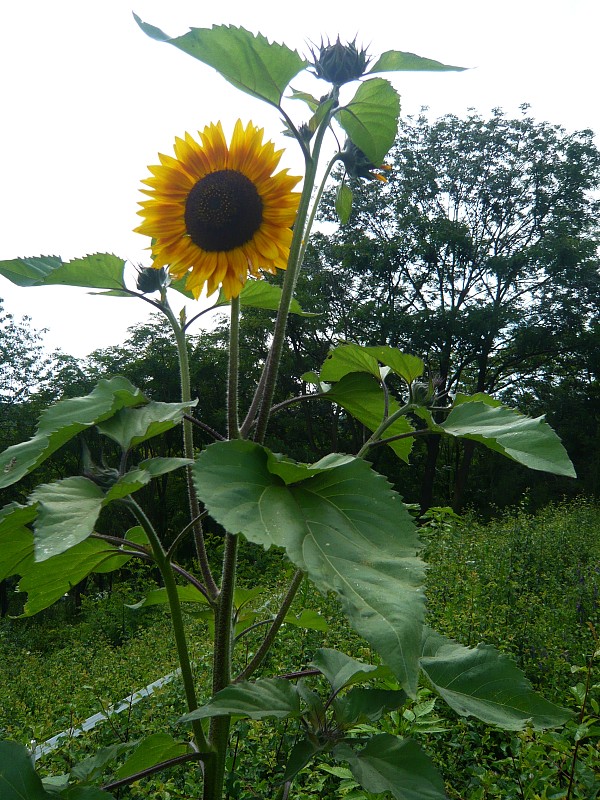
[295,107,600,509]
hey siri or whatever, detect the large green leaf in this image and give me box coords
[368,50,466,74]
[31,477,105,562]
[215,279,318,316]
[420,630,572,730]
[134,19,306,107]
[440,401,576,477]
[115,733,192,780]
[336,78,400,165]
[334,734,447,800]
[96,401,196,451]
[0,253,126,290]
[193,441,426,694]
[0,377,146,489]
[182,678,301,722]
[324,372,415,462]
[18,537,133,616]
[0,740,54,799]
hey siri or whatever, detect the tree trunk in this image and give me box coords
[420,434,441,513]
[452,439,477,512]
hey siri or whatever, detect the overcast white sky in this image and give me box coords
[1,0,599,357]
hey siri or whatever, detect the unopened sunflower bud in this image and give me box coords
[136,265,169,294]
[310,37,370,86]
[338,141,391,182]
[83,465,121,489]
[410,381,435,406]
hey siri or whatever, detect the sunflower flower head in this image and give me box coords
[135,121,301,299]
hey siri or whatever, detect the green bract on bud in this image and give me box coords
[338,140,391,182]
[309,37,370,86]
[136,265,169,294]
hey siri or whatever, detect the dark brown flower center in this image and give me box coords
[184,169,263,252]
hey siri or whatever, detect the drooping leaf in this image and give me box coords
[334,734,446,800]
[324,372,415,462]
[282,739,324,783]
[334,688,407,726]
[440,401,576,477]
[215,279,318,316]
[0,377,146,489]
[368,50,466,74]
[193,441,426,694]
[127,585,210,610]
[104,458,193,503]
[335,182,353,225]
[336,78,400,165]
[363,347,425,385]
[420,629,572,730]
[96,401,197,451]
[0,253,126,290]
[266,451,355,484]
[31,477,105,562]
[182,677,301,722]
[67,741,136,783]
[288,88,320,111]
[0,740,55,799]
[134,19,306,107]
[284,609,328,632]
[137,457,194,478]
[103,469,153,502]
[17,537,135,616]
[115,733,192,780]
[311,648,381,694]
[0,503,37,580]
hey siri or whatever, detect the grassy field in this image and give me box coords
[1,501,598,798]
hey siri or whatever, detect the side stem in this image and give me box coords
[121,498,210,754]
[204,532,239,800]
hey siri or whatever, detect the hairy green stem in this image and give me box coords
[121,498,210,753]
[236,569,305,682]
[228,295,240,439]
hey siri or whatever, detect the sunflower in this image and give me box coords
[135,120,301,299]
